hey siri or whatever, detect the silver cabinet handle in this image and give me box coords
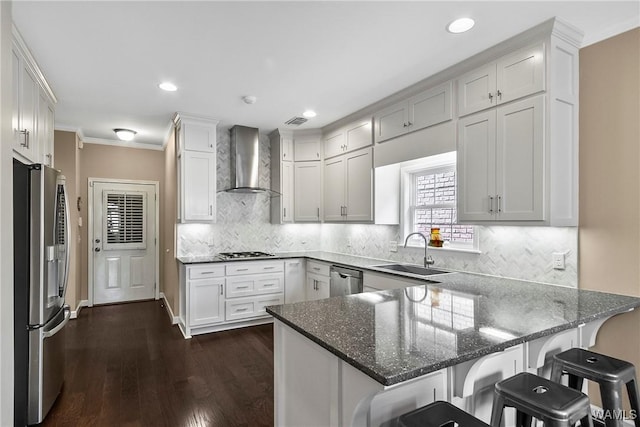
[209,205,213,216]
[316,152,320,158]
[200,271,216,275]
[236,268,249,272]
[19,129,29,148]
[317,207,320,218]
[344,206,347,216]
[313,267,320,271]
[263,266,275,270]
[283,207,286,217]
[403,123,408,128]
[236,307,248,312]
[497,195,502,213]
[488,92,494,102]
[407,121,412,126]
[283,152,286,158]
[489,195,494,214]
[263,283,275,287]
[497,89,502,100]
[220,284,224,295]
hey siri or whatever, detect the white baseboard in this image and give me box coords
[160,292,179,325]
[70,300,89,319]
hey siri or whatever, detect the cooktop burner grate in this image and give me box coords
[217,251,275,260]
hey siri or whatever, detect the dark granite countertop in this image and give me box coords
[267,278,640,386]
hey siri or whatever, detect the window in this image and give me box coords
[103,191,147,250]
[402,152,477,251]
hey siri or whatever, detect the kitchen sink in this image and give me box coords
[373,264,449,276]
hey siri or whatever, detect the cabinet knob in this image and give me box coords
[403,123,408,128]
[488,92,494,102]
[407,121,412,127]
[496,90,502,99]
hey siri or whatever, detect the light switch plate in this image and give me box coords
[552,252,566,270]
[389,241,398,252]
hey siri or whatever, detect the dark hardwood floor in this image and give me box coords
[42,300,274,427]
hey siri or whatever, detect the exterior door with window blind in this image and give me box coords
[92,181,156,305]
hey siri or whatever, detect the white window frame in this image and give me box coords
[400,152,479,253]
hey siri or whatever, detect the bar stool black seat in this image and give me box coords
[490,372,593,427]
[551,348,640,427]
[397,400,490,427]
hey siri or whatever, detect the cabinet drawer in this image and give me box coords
[225,294,284,321]
[225,260,284,276]
[188,264,225,279]
[226,273,284,298]
[307,261,330,277]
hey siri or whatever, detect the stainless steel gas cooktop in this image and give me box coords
[217,251,275,260]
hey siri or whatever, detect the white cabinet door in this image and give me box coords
[374,100,408,143]
[13,48,39,162]
[181,119,216,152]
[496,95,544,221]
[182,151,216,222]
[189,278,224,326]
[457,63,497,117]
[408,82,452,131]
[496,43,545,105]
[281,161,294,222]
[323,156,345,222]
[457,110,497,222]
[345,148,373,222]
[345,119,372,152]
[38,90,55,167]
[324,130,345,159]
[281,136,294,161]
[294,162,321,221]
[294,137,321,161]
[306,273,330,301]
[285,259,307,304]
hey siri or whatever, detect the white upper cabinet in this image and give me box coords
[294,162,322,222]
[323,118,373,159]
[374,81,452,144]
[294,134,322,161]
[174,113,218,223]
[323,147,373,222]
[457,43,545,117]
[11,28,56,166]
[270,130,295,224]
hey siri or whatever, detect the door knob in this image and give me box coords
[94,248,101,252]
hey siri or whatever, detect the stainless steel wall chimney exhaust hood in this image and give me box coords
[225,125,270,193]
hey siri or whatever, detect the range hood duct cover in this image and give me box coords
[226,125,270,193]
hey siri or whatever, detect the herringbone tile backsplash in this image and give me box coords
[178,129,578,287]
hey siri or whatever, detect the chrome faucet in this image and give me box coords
[404,232,435,268]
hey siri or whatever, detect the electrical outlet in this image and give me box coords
[389,241,398,253]
[552,252,566,270]
[347,237,353,247]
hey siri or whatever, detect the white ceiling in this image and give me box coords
[12,1,640,147]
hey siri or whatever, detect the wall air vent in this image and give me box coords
[284,116,308,126]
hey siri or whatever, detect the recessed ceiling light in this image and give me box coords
[158,82,177,92]
[303,110,317,118]
[113,128,137,141]
[447,17,475,34]
[243,95,257,104]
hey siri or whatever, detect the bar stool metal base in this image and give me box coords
[491,372,593,427]
[551,348,640,427]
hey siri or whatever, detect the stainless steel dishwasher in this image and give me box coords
[329,265,363,297]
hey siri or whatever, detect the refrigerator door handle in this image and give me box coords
[43,306,70,339]
[57,178,71,302]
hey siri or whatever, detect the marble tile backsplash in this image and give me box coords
[177,129,578,287]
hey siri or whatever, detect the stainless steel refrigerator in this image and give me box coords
[14,159,70,426]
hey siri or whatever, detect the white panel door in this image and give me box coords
[294,138,321,161]
[457,64,497,117]
[345,148,373,222]
[408,81,452,131]
[323,157,345,222]
[92,181,156,304]
[284,259,306,304]
[189,278,224,326]
[496,43,545,105]
[324,130,345,159]
[182,120,216,152]
[294,162,321,221]
[374,100,408,143]
[457,110,497,222]
[496,95,544,221]
[345,119,372,152]
[183,150,215,221]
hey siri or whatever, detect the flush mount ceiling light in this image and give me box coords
[302,110,317,118]
[158,81,177,92]
[113,128,137,141]
[447,17,475,34]
[243,95,257,104]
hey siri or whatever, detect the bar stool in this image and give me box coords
[551,348,640,427]
[490,372,593,427]
[397,400,490,427]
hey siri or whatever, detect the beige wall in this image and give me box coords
[78,143,165,301]
[579,28,640,405]
[162,130,178,311]
[53,130,81,312]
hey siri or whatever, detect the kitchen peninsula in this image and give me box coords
[267,273,640,426]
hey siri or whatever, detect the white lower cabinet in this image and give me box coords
[284,259,306,303]
[179,260,285,337]
[306,272,330,301]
